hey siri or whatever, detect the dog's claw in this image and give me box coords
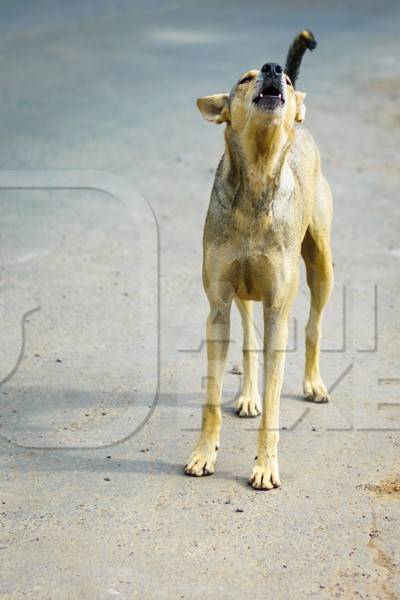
[185,447,217,477]
[235,394,262,418]
[304,394,329,404]
[248,460,280,491]
[303,378,329,403]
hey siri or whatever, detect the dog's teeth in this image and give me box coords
[259,93,263,98]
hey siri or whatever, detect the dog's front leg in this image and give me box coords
[185,290,232,477]
[248,303,289,490]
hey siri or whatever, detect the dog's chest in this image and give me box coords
[205,169,299,300]
[232,169,297,249]
[228,238,294,301]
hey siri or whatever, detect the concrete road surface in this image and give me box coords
[0,1,399,598]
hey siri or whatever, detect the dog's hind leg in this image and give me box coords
[185,282,233,476]
[234,298,261,417]
[301,202,333,403]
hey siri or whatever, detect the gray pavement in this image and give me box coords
[0,1,399,598]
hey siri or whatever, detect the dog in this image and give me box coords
[185,30,333,490]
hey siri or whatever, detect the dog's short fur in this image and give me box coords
[185,30,333,490]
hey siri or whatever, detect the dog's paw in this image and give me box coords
[248,458,280,491]
[303,377,329,403]
[235,394,262,418]
[184,446,217,477]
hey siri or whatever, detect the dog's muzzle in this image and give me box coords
[253,63,285,111]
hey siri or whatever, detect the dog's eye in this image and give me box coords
[239,76,253,85]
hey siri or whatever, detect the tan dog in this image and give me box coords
[185,30,333,490]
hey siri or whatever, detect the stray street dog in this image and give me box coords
[185,30,333,490]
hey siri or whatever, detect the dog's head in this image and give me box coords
[197,61,306,137]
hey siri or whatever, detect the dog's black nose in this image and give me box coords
[261,63,283,77]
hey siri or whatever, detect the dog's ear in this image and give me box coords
[197,94,229,124]
[295,91,306,123]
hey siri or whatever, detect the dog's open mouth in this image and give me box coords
[253,84,285,110]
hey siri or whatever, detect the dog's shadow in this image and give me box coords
[0,388,305,488]
[8,451,243,485]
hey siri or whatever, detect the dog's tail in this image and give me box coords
[284,29,317,88]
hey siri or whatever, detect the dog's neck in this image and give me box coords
[223,121,293,199]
